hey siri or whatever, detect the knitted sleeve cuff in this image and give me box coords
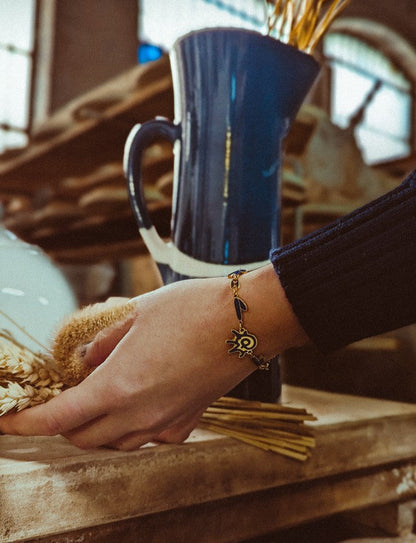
[270,169,416,353]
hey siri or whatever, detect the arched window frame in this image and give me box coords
[0,0,38,154]
[321,17,416,169]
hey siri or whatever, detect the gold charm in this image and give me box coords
[226,327,258,358]
[226,270,270,370]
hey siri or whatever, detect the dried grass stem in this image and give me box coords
[200,396,316,461]
[265,0,351,52]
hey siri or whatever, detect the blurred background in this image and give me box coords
[0,0,415,401]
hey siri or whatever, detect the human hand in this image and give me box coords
[0,265,307,450]
[0,277,252,449]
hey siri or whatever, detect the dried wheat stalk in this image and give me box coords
[0,331,63,415]
[264,0,351,52]
[0,300,136,415]
[199,396,317,461]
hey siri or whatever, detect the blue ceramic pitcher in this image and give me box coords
[125,28,319,401]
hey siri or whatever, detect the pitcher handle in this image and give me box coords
[124,119,181,265]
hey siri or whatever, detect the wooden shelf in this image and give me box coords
[34,202,171,264]
[3,386,416,542]
[0,56,318,264]
[0,77,173,191]
[0,58,174,263]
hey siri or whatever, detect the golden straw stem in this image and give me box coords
[205,406,317,422]
[307,0,351,52]
[266,0,283,35]
[200,415,315,443]
[0,310,50,353]
[266,0,350,51]
[213,396,312,415]
[201,416,315,438]
[199,422,310,461]
[202,419,316,449]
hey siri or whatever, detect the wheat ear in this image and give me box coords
[0,301,136,415]
[0,331,63,415]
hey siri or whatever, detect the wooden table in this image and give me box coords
[2,386,416,543]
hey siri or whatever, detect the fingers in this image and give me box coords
[154,409,204,445]
[105,431,158,451]
[109,415,202,451]
[0,398,204,451]
[62,410,150,449]
[82,311,136,368]
[0,380,107,437]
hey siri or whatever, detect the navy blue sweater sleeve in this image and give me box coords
[270,169,416,353]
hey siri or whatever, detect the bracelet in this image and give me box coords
[226,270,270,370]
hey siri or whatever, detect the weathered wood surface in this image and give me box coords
[343,500,416,537]
[2,386,416,542]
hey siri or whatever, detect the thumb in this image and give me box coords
[82,312,136,368]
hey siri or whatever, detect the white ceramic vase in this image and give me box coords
[0,227,77,352]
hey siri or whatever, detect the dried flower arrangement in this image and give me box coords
[0,302,316,460]
[264,0,351,52]
[0,301,136,414]
[0,330,63,416]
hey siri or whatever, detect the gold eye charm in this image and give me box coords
[226,327,258,358]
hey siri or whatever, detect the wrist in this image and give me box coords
[236,264,308,360]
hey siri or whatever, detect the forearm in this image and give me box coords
[270,169,416,352]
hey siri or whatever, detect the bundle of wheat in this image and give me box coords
[0,300,136,415]
[265,0,351,52]
[0,303,317,462]
[0,331,62,415]
[199,395,316,461]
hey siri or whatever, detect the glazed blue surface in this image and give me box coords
[127,28,319,279]
[172,28,318,265]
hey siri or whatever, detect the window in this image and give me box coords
[0,0,36,153]
[323,32,412,165]
[138,0,265,56]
